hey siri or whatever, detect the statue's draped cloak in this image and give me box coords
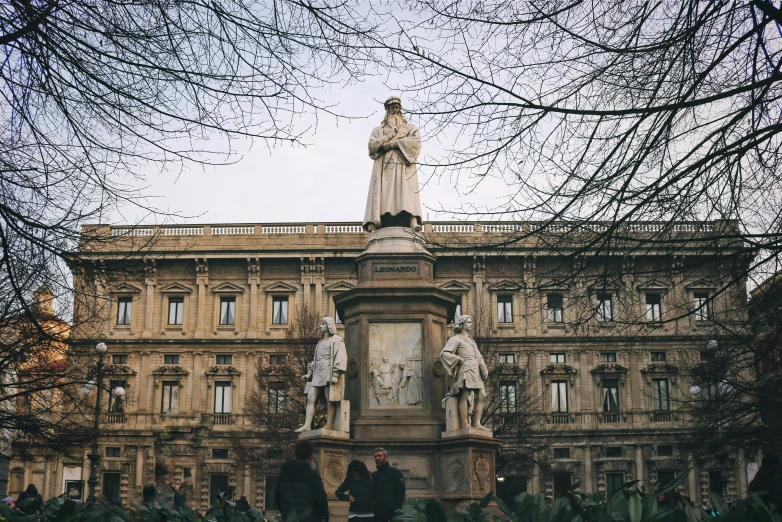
[308,334,347,402]
[363,122,423,230]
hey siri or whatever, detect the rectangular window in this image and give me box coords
[335,307,342,324]
[212,448,229,459]
[602,379,620,412]
[109,379,126,412]
[550,353,566,364]
[117,298,132,325]
[112,354,128,365]
[605,447,622,458]
[652,379,670,411]
[214,381,231,414]
[269,354,286,365]
[216,355,232,365]
[694,293,710,321]
[220,297,236,325]
[598,294,613,322]
[551,381,568,413]
[168,297,184,325]
[269,386,287,414]
[709,470,727,496]
[645,294,662,322]
[102,472,121,503]
[700,350,714,361]
[704,381,719,409]
[498,353,516,364]
[600,352,617,363]
[161,381,179,413]
[657,470,676,488]
[210,474,231,505]
[455,302,462,320]
[553,448,570,459]
[605,472,624,497]
[499,382,516,413]
[272,296,289,325]
[651,351,666,362]
[164,354,180,365]
[657,445,673,457]
[497,295,513,323]
[105,447,121,458]
[553,473,571,499]
[265,476,279,511]
[547,294,564,323]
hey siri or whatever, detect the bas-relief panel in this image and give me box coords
[368,323,423,409]
[361,456,434,491]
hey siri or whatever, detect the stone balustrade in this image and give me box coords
[101,220,721,238]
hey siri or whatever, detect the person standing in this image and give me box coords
[749,454,782,513]
[371,448,405,522]
[275,439,329,522]
[336,460,375,522]
[16,484,43,515]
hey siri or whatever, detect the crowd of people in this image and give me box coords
[276,439,405,522]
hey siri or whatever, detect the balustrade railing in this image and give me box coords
[104,220,720,239]
[213,414,232,425]
[105,413,126,424]
[600,413,622,424]
[550,414,572,424]
[652,412,673,422]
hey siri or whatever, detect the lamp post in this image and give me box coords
[85,341,107,504]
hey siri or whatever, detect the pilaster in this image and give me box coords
[195,258,208,338]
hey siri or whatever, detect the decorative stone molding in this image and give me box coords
[591,364,628,386]
[540,364,578,387]
[640,363,679,384]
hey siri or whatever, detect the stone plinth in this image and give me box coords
[441,428,495,439]
[302,432,354,521]
[298,428,350,440]
[439,434,501,505]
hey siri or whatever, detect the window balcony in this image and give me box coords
[213,414,232,426]
[599,413,622,424]
[105,413,126,424]
[652,412,672,422]
[549,414,572,425]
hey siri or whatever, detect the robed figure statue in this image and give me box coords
[296,317,348,432]
[363,96,423,232]
[439,315,491,431]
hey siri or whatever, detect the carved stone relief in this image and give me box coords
[473,454,491,492]
[368,323,423,409]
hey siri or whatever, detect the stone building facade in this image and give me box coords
[7,220,754,509]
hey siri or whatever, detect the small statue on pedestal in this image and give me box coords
[439,315,491,431]
[296,317,348,433]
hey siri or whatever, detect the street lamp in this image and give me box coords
[85,341,109,504]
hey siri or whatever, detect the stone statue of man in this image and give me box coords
[439,315,491,431]
[363,96,423,232]
[295,317,348,432]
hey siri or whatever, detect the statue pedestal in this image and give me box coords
[300,432,353,522]
[441,428,495,439]
[439,433,502,505]
[298,428,350,440]
[324,227,500,511]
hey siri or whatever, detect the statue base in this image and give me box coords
[298,428,350,440]
[441,428,495,439]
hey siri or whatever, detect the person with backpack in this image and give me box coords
[336,460,375,521]
[275,439,329,522]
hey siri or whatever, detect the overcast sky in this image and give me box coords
[114,74,510,227]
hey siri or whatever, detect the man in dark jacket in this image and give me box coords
[16,484,43,515]
[371,448,405,522]
[749,454,782,513]
[275,439,329,522]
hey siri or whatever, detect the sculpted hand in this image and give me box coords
[331,376,339,384]
[302,374,311,382]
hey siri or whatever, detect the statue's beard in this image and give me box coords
[383,112,406,129]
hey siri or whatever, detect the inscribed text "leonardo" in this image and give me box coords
[375,266,417,273]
